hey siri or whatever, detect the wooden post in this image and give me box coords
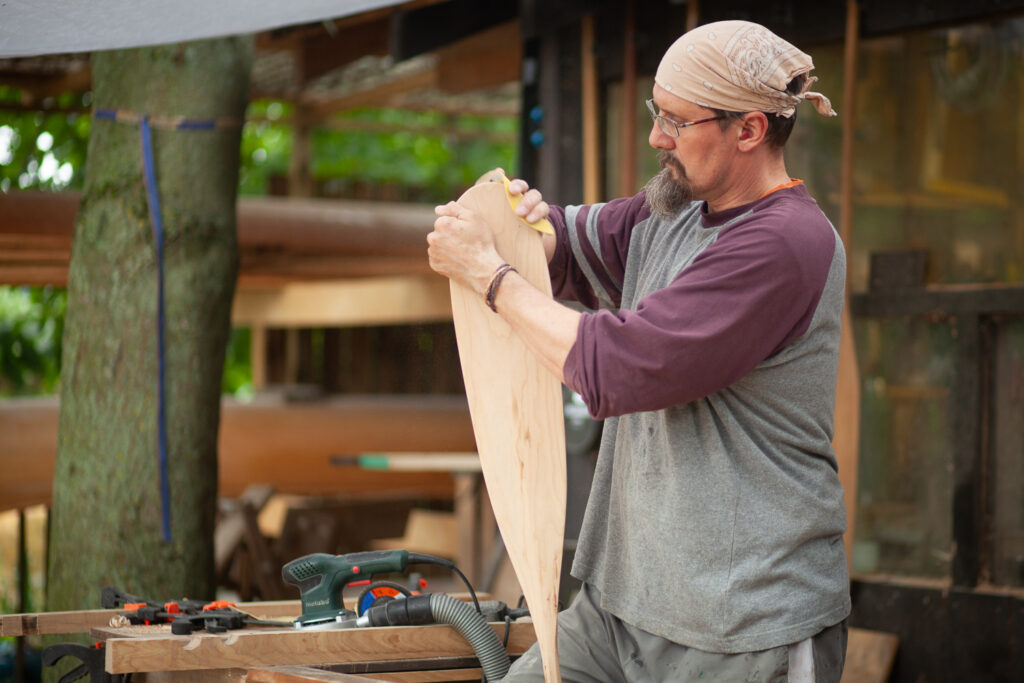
[619,0,637,197]
[250,325,267,392]
[14,509,27,683]
[686,0,700,32]
[581,14,600,205]
[835,0,862,571]
[289,104,314,198]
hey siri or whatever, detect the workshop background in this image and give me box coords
[1,1,1023,681]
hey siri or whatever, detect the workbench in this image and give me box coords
[2,598,537,683]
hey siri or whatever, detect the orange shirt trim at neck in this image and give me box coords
[759,178,804,199]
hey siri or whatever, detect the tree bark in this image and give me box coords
[47,37,252,621]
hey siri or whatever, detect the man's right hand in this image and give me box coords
[506,176,556,263]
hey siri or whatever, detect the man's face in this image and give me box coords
[646,85,734,216]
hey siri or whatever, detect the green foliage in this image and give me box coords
[240,101,518,202]
[0,86,91,192]
[238,100,292,196]
[0,286,65,396]
[221,327,253,399]
[1,90,519,397]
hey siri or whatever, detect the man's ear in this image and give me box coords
[737,112,770,150]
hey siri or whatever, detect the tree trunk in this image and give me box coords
[46,37,251,622]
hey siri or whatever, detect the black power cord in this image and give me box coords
[407,552,482,614]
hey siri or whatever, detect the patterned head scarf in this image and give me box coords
[655,20,836,118]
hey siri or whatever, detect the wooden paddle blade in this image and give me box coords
[449,181,566,683]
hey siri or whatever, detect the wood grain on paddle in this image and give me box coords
[449,177,566,683]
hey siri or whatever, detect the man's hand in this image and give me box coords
[506,177,550,225]
[430,175,579,383]
[505,176,556,263]
[428,201,506,295]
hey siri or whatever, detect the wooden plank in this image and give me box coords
[437,21,521,95]
[841,628,899,683]
[1,608,117,637]
[619,0,637,196]
[304,67,439,119]
[0,396,474,511]
[248,666,376,683]
[371,509,458,559]
[951,314,984,587]
[231,276,452,328]
[449,178,565,682]
[137,669,247,683]
[0,191,438,287]
[360,669,482,682]
[1,601,298,637]
[834,0,862,571]
[297,18,389,84]
[390,1,517,61]
[330,453,481,472]
[216,397,472,499]
[580,14,599,205]
[96,622,536,674]
[215,484,275,576]
[2,595,486,637]
[851,284,1024,317]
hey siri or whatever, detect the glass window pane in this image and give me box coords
[852,318,956,578]
[848,18,1024,290]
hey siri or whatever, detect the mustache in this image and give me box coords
[658,150,686,177]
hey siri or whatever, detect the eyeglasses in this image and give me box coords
[645,99,726,137]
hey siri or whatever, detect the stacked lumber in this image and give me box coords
[0,191,438,287]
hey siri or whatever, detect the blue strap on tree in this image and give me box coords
[92,107,241,543]
[138,115,172,543]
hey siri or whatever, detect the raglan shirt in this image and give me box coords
[549,183,851,654]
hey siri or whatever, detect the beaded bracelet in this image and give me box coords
[485,263,518,312]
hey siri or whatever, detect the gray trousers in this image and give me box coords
[505,583,847,682]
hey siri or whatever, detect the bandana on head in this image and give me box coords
[655,20,836,119]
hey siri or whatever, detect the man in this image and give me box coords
[428,20,850,682]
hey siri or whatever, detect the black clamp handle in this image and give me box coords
[42,642,127,683]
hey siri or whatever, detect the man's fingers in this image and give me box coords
[434,201,456,217]
[507,178,530,195]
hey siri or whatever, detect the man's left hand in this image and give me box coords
[428,201,506,295]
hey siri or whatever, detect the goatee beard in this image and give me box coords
[644,151,693,219]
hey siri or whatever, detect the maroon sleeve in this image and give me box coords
[563,210,837,419]
[548,193,652,309]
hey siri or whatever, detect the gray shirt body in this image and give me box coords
[549,184,851,653]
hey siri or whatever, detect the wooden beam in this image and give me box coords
[303,66,440,119]
[231,276,452,328]
[2,595,484,637]
[1,600,296,637]
[96,622,537,674]
[389,0,518,61]
[619,0,637,197]
[0,396,475,511]
[580,14,600,205]
[834,0,862,573]
[686,0,700,32]
[247,667,375,683]
[851,283,1024,317]
[0,193,436,256]
[0,67,92,101]
[0,192,438,287]
[289,104,315,197]
[436,21,521,95]
[297,18,390,85]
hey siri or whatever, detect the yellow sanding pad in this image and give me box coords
[475,169,555,235]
